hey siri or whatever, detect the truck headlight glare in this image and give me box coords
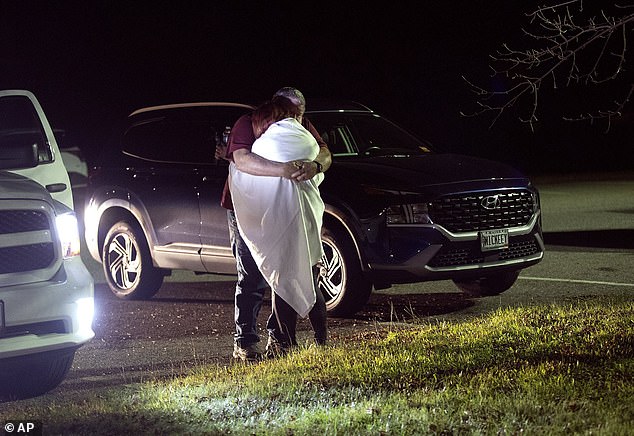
[56,212,81,258]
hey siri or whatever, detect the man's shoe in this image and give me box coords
[233,343,262,362]
[264,337,291,359]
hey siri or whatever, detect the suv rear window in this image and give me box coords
[122,106,250,164]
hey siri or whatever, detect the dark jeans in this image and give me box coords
[228,210,267,348]
[229,210,327,347]
[267,265,328,346]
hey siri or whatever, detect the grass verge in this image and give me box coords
[1,296,632,435]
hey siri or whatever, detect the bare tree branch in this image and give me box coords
[462,1,634,131]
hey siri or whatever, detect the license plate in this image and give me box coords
[480,229,509,252]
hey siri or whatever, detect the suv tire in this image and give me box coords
[320,225,372,317]
[103,220,164,300]
[453,270,520,297]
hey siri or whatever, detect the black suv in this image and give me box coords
[84,101,544,316]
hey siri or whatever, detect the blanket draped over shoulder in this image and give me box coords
[229,118,324,318]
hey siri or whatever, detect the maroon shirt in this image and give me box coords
[220,113,327,210]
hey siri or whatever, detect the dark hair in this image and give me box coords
[251,96,301,138]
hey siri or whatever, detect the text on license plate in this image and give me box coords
[480,229,509,252]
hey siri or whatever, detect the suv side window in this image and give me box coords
[307,114,358,156]
[0,95,52,163]
[123,116,217,164]
[122,106,251,165]
[309,112,430,156]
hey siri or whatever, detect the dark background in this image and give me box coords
[1,1,631,174]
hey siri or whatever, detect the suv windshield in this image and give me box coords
[306,112,431,157]
[0,95,52,163]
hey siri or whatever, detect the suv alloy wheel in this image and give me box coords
[319,224,372,317]
[103,220,164,299]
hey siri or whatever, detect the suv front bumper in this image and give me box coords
[367,216,544,285]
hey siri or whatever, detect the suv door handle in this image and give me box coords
[46,183,67,193]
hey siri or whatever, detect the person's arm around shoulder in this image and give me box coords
[314,145,332,172]
[228,113,297,178]
[233,148,298,178]
[291,119,332,181]
[307,118,332,172]
[292,146,331,181]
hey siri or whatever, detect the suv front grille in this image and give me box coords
[428,234,541,268]
[429,190,535,233]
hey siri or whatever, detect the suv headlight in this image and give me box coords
[386,203,432,225]
[56,212,81,258]
[533,191,541,213]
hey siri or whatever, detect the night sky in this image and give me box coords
[1,1,630,173]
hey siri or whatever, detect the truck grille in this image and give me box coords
[429,190,535,233]
[0,209,56,276]
[0,243,56,274]
[0,210,49,234]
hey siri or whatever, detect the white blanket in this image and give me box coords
[229,118,324,317]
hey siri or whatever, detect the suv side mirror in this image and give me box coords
[0,140,38,170]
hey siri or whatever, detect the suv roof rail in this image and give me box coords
[305,99,374,113]
[129,102,254,117]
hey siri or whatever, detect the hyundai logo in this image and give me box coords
[481,195,502,210]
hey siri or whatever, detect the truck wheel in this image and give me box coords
[0,349,75,400]
[102,220,163,300]
[453,270,520,297]
[319,225,372,317]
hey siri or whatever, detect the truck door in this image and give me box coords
[0,90,74,209]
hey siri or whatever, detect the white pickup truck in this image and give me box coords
[0,90,94,399]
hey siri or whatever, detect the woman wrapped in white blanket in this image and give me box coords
[229,96,327,346]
